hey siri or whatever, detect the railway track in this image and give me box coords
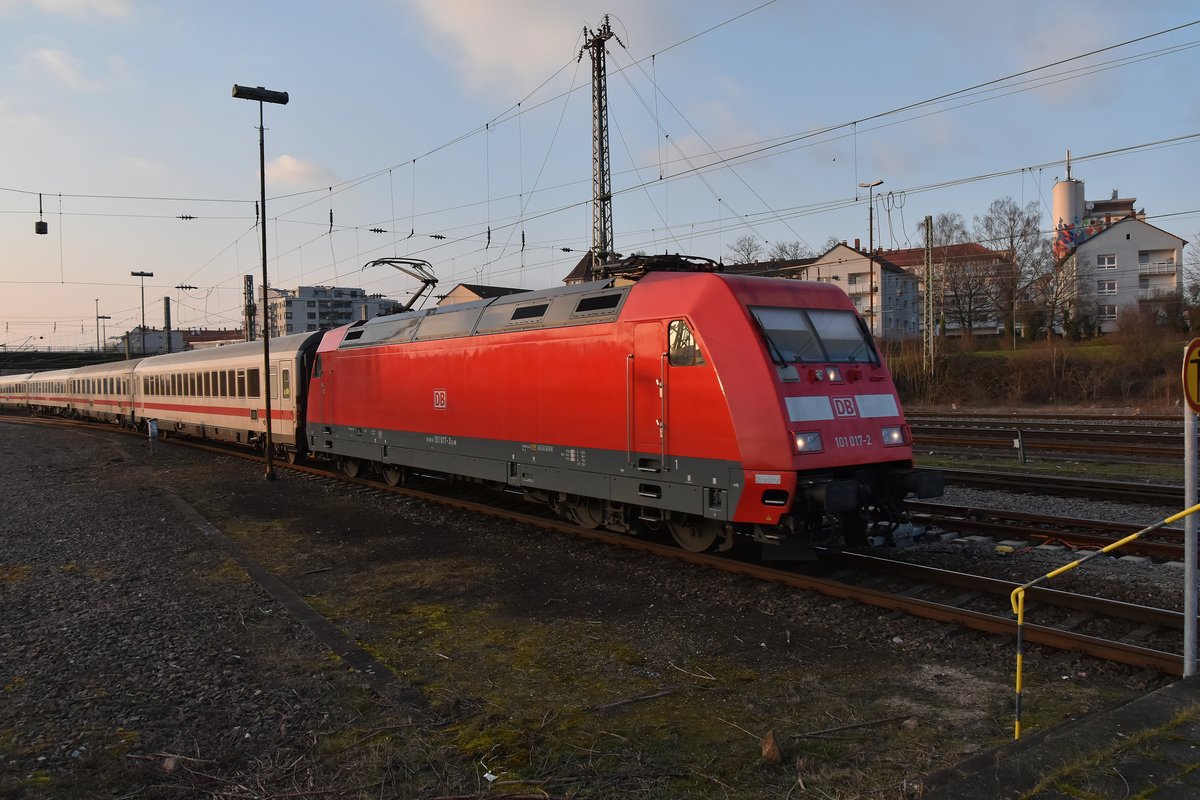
[3,412,1189,676]
[906,501,1186,560]
[941,467,1182,504]
[907,411,1190,462]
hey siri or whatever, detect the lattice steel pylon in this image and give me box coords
[580,16,622,265]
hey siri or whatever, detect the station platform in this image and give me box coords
[923,676,1200,799]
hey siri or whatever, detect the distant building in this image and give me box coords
[803,242,923,338]
[437,283,530,307]
[1059,216,1186,333]
[1052,155,1188,332]
[121,326,185,356]
[257,286,405,337]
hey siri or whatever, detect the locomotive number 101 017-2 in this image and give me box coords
[834,434,872,448]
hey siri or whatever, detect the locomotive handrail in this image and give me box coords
[625,353,634,465]
[659,352,668,471]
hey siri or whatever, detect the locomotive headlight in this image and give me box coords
[881,425,907,446]
[793,431,823,453]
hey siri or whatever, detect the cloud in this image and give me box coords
[0,97,46,132]
[23,47,103,90]
[405,0,588,94]
[266,155,338,189]
[0,0,130,17]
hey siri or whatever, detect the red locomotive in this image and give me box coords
[305,255,941,556]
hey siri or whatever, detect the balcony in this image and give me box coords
[1138,261,1176,275]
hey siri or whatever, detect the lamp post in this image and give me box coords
[232,83,289,481]
[130,271,153,355]
[859,179,883,335]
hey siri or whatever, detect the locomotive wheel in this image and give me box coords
[381,466,403,487]
[340,457,362,479]
[572,497,605,530]
[668,517,720,553]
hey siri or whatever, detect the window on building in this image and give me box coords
[308,312,317,319]
[1097,279,1117,294]
[306,300,316,308]
[1138,251,1150,265]
[1097,254,1117,269]
[1098,304,1118,319]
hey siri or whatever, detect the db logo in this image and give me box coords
[433,389,447,409]
[832,396,857,418]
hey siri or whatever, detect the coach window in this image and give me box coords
[190,373,197,396]
[247,368,260,399]
[668,320,706,367]
[202,372,210,397]
[219,371,228,397]
[236,369,246,398]
[269,367,279,400]
[282,369,291,400]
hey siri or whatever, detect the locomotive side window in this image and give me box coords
[312,355,322,377]
[668,320,706,367]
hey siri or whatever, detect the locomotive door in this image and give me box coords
[314,354,332,432]
[631,322,665,469]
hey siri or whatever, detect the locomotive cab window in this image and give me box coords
[750,306,878,366]
[668,320,706,366]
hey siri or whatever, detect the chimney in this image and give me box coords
[854,238,861,250]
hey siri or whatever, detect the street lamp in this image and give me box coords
[232,83,289,481]
[859,179,883,334]
[130,271,153,355]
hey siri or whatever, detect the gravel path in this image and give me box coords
[0,422,406,798]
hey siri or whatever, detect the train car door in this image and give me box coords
[632,322,665,468]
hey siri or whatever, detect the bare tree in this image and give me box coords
[726,234,765,264]
[766,240,814,260]
[924,212,970,246]
[819,235,843,253]
[973,198,1048,343]
[918,213,992,337]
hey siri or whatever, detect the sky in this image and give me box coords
[2,0,1199,350]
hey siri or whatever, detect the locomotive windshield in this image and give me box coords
[750,306,878,365]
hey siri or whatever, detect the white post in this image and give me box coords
[1186,399,1197,677]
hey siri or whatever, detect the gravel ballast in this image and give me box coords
[0,419,1176,799]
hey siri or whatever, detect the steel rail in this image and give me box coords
[906,501,1186,560]
[939,468,1182,504]
[3,413,1185,676]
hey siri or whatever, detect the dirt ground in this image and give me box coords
[0,420,1153,799]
